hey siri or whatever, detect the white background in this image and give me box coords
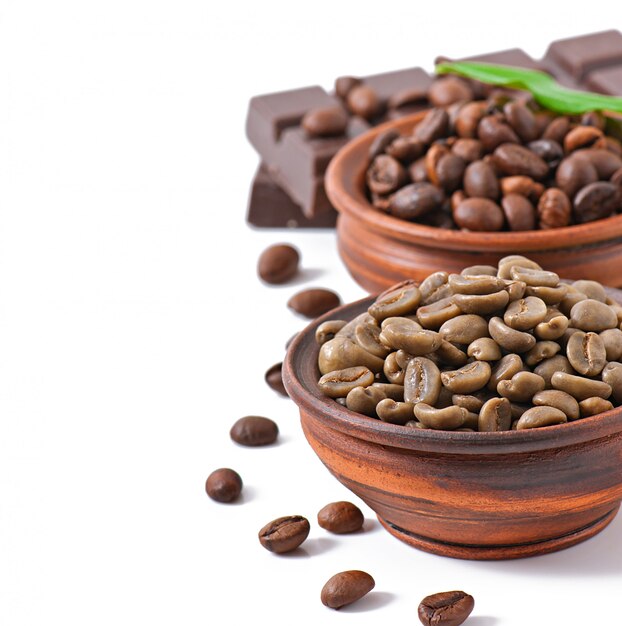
[1,2,621,624]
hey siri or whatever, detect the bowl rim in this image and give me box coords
[283,294,622,455]
[325,111,622,253]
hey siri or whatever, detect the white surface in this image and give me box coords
[1,2,621,624]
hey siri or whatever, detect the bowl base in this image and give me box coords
[378,505,620,560]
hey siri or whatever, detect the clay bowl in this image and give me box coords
[282,293,622,561]
[325,111,622,293]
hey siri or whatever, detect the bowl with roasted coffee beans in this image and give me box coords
[325,71,622,292]
[283,255,622,559]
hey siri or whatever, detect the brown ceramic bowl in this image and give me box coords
[325,111,622,293]
[282,292,622,561]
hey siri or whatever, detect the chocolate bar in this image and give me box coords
[246,30,622,228]
[246,165,337,229]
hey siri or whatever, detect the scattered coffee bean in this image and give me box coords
[302,106,348,138]
[258,515,310,553]
[317,501,364,534]
[265,362,287,396]
[288,288,341,318]
[418,590,475,626]
[230,415,279,446]
[257,244,300,284]
[321,570,375,609]
[205,468,242,503]
[347,85,381,120]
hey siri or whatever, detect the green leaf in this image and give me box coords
[435,61,622,115]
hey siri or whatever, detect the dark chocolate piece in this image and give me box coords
[586,66,622,95]
[443,48,543,70]
[246,165,337,229]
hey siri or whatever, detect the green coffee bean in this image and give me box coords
[524,341,560,366]
[504,296,548,331]
[602,362,622,403]
[570,299,618,331]
[413,403,468,430]
[453,290,509,315]
[600,328,622,361]
[369,284,421,321]
[376,399,415,425]
[441,361,491,394]
[436,340,469,366]
[516,406,567,429]
[579,397,614,418]
[534,355,574,388]
[319,337,385,375]
[318,367,375,398]
[420,271,451,304]
[551,371,612,401]
[452,394,486,412]
[354,322,392,358]
[371,383,405,401]
[461,265,497,277]
[488,353,524,391]
[535,314,569,340]
[479,397,512,432]
[384,352,406,384]
[497,371,545,403]
[532,389,580,420]
[489,316,536,353]
[345,385,386,416]
[468,337,502,361]
[567,331,607,376]
[524,284,568,305]
[448,274,505,295]
[417,297,461,329]
[510,266,559,287]
[572,280,607,303]
[404,356,442,405]
[379,319,442,355]
[316,320,348,345]
[439,314,489,344]
[497,256,541,279]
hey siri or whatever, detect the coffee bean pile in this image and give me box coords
[317,255,622,431]
[366,84,622,231]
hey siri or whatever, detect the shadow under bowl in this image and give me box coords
[283,295,622,560]
[325,111,622,293]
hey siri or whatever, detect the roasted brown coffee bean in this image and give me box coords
[409,157,429,182]
[504,101,538,142]
[564,125,605,152]
[335,75,361,100]
[573,181,620,223]
[504,296,549,331]
[376,398,415,424]
[533,389,580,420]
[440,314,489,344]
[542,115,571,143]
[418,590,475,626]
[570,299,618,331]
[318,336,384,376]
[288,288,341,318]
[404,357,442,405]
[346,85,381,120]
[579,397,614,417]
[302,106,348,138]
[388,86,428,110]
[417,297,461,329]
[321,570,375,609]
[572,280,607,302]
[454,102,487,138]
[345,385,386,416]
[567,331,607,376]
[500,176,544,203]
[463,160,499,200]
[258,515,310,553]
[258,243,300,284]
[516,406,567,429]
[369,129,400,160]
[318,501,364,534]
[537,188,572,229]
[453,198,504,231]
[534,355,574,388]
[492,143,548,179]
[389,182,444,219]
[205,468,242,503]
[478,115,519,151]
[573,148,622,179]
[386,136,425,163]
[316,319,348,345]
[524,340,560,366]
[425,143,449,184]
[489,316,536,352]
[414,108,449,144]
[527,139,564,169]
[452,137,484,162]
[453,289,509,314]
[501,193,536,231]
[600,328,622,361]
[367,155,407,195]
[441,361,491,394]
[556,156,598,199]
[602,362,622,403]
[497,371,545,402]
[318,366,375,398]
[265,362,287,397]
[414,403,468,430]
[429,76,473,107]
[369,284,421,321]
[230,415,279,446]
[479,397,512,432]
[551,371,612,401]
[436,153,466,193]
[612,166,622,186]
[468,337,502,361]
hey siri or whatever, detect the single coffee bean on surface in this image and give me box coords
[317,501,364,534]
[321,570,375,609]
[418,590,475,626]
[205,468,242,503]
[288,288,341,318]
[258,515,310,554]
[257,244,300,284]
[265,362,287,396]
[230,415,279,446]
[301,106,348,138]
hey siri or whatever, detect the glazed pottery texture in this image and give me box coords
[325,112,622,292]
[283,294,622,560]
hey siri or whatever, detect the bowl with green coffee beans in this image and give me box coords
[283,254,622,560]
